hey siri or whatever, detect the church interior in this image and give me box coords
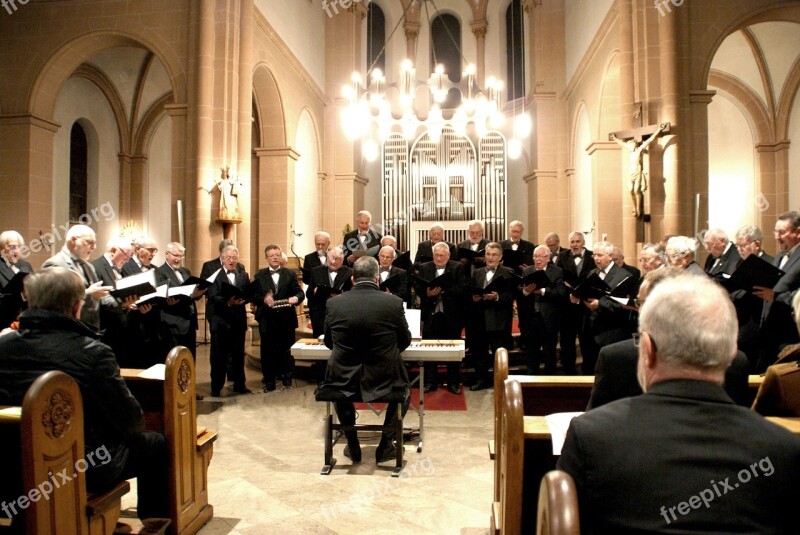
[2,0,800,533]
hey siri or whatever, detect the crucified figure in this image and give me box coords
[610,122,667,218]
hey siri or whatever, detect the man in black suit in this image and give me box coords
[303,231,331,272]
[0,230,34,328]
[205,245,251,396]
[457,219,489,273]
[754,210,800,370]
[611,246,641,281]
[92,237,139,366]
[544,232,568,264]
[731,225,772,369]
[320,256,411,463]
[253,244,304,392]
[157,242,206,362]
[469,242,515,391]
[0,267,169,521]
[500,220,534,272]
[305,246,352,337]
[413,222,456,268]
[556,231,596,374]
[587,267,751,408]
[200,239,244,279]
[122,236,159,276]
[415,242,466,394]
[576,241,636,375]
[703,227,741,276]
[519,245,566,374]
[377,245,409,304]
[342,210,382,265]
[559,274,800,533]
[638,242,666,275]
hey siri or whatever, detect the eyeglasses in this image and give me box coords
[144,247,158,254]
[666,252,686,259]
[633,298,644,308]
[166,251,183,259]
[533,254,550,259]
[222,255,238,261]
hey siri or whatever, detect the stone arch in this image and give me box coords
[252,63,287,149]
[71,63,131,155]
[708,70,773,144]
[596,50,621,140]
[29,31,183,120]
[776,54,800,139]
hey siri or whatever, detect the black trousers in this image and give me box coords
[472,329,510,383]
[87,432,169,519]
[210,325,246,391]
[259,322,295,385]
[334,397,410,444]
[526,313,559,374]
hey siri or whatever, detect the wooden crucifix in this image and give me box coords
[609,122,670,219]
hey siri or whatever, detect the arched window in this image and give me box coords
[431,13,461,109]
[367,2,385,75]
[69,122,88,224]
[506,0,525,101]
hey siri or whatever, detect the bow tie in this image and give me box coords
[270,269,280,275]
[573,254,582,259]
[226,269,236,275]
[486,268,496,274]
[380,268,391,273]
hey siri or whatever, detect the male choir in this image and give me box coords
[2,210,799,396]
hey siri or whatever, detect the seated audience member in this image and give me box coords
[558,274,800,533]
[0,267,168,520]
[752,290,800,416]
[319,256,411,463]
[664,235,705,276]
[587,267,750,408]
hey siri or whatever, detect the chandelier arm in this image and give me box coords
[424,0,439,68]
[428,0,468,69]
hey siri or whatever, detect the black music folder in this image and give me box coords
[182,276,213,289]
[379,274,404,294]
[413,270,454,291]
[469,273,510,295]
[502,248,528,272]
[111,270,158,300]
[516,269,552,289]
[392,250,412,272]
[570,273,610,301]
[724,254,785,292]
[220,280,260,303]
[458,247,485,263]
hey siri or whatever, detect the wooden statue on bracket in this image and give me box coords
[215,166,243,223]
[609,122,670,219]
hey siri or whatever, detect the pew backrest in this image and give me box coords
[536,470,580,535]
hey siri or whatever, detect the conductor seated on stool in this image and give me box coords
[319,256,411,464]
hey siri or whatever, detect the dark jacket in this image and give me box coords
[322,282,411,402]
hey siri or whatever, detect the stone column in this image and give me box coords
[236,0,254,268]
[756,140,791,252]
[166,104,188,244]
[588,141,624,242]
[617,0,637,251]
[471,20,488,86]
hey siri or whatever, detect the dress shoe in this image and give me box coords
[469,381,491,392]
[210,389,221,397]
[263,383,276,393]
[423,383,438,394]
[447,384,462,395]
[195,394,205,401]
[233,386,252,395]
[282,378,293,389]
[375,443,398,463]
[343,444,361,462]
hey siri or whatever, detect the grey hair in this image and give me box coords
[353,256,379,281]
[593,241,614,255]
[665,236,698,258]
[735,225,763,243]
[0,231,24,248]
[639,275,737,372]
[25,267,85,316]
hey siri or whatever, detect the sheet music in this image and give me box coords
[115,269,156,290]
[137,363,166,380]
[404,308,422,339]
[169,283,197,297]
[206,268,221,283]
[545,411,583,455]
[135,284,168,304]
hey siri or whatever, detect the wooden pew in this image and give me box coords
[491,379,524,535]
[0,370,130,535]
[536,470,580,535]
[121,347,217,535]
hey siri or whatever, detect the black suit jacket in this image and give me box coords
[199,257,245,280]
[500,239,535,272]
[305,265,353,336]
[379,266,409,303]
[341,229,382,264]
[519,263,566,335]
[584,264,634,346]
[157,263,199,336]
[471,265,515,332]
[559,379,800,533]
[556,248,596,284]
[0,259,32,327]
[762,246,800,352]
[587,339,751,409]
[206,268,250,332]
[321,282,410,402]
[0,258,32,288]
[704,243,741,276]
[252,266,304,330]
[416,260,466,337]
[91,256,131,362]
[303,251,326,272]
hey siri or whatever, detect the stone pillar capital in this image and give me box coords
[471,19,488,39]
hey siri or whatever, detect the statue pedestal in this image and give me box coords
[216,217,242,240]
